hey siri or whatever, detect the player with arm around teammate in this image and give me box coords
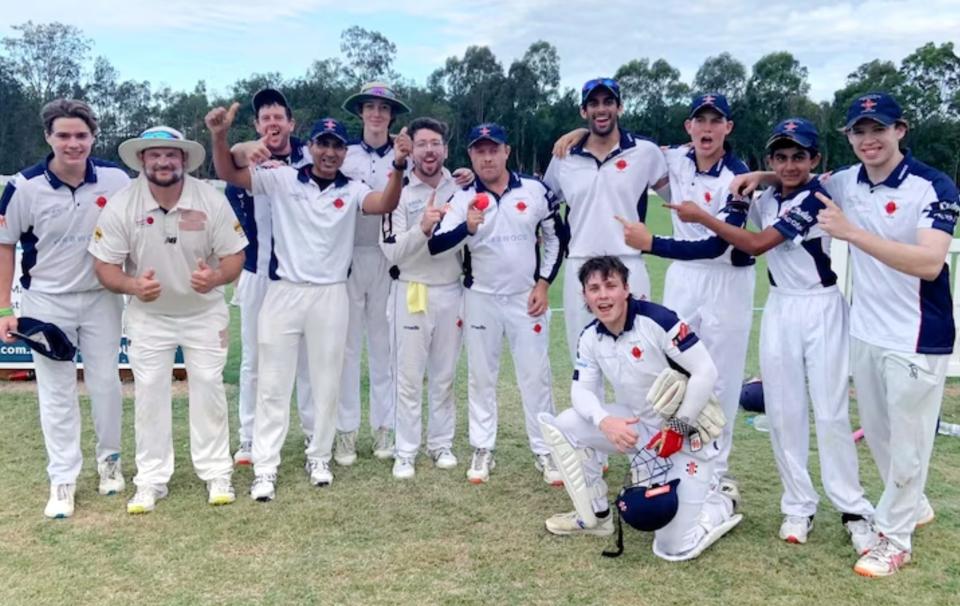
[380,117,463,479]
[538,256,741,561]
[429,123,566,485]
[666,118,875,552]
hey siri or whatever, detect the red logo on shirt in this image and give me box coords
[146,216,155,225]
[615,159,628,171]
[456,318,463,329]
[533,323,542,334]
[704,192,712,204]
[516,201,527,213]
[333,198,345,209]
[95,196,107,209]
[686,462,698,476]
[631,346,643,359]
[885,201,897,215]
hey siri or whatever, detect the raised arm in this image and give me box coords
[205,102,253,192]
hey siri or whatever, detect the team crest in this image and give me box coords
[94,226,103,242]
[885,201,897,216]
[515,201,527,213]
[615,159,628,171]
[704,191,712,204]
[95,196,107,209]
[686,462,698,476]
[631,346,643,359]
[333,198,345,210]
[233,220,244,235]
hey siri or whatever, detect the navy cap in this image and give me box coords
[689,93,731,119]
[308,118,348,144]
[766,118,819,152]
[843,92,903,130]
[10,317,77,362]
[252,88,289,115]
[739,379,764,413]
[466,123,508,148]
[581,77,622,107]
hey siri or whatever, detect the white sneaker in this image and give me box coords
[779,515,813,544]
[207,478,236,506]
[466,448,495,484]
[392,456,416,480]
[428,448,458,470]
[250,474,276,502]
[303,434,313,450]
[534,453,563,486]
[333,431,358,466]
[233,441,253,466]
[44,483,76,519]
[127,484,168,515]
[306,459,333,487]
[844,518,879,555]
[719,477,740,512]
[372,427,394,460]
[854,537,911,577]
[545,510,614,536]
[915,498,935,527]
[97,453,125,496]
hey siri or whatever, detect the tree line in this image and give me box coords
[3,21,960,182]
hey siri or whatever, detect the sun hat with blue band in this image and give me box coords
[118,126,207,173]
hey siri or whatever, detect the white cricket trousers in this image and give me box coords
[464,289,556,454]
[339,246,394,433]
[544,406,733,560]
[125,303,232,488]
[851,337,948,551]
[253,280,349,476]
[20,289,123,485]
[233,269,313,444]
[563,255,650,364]
[391,280,463,459]
[662,261,754,480]
[760,287,873,518]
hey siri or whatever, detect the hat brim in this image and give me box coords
[765,133,817,151]
[341,93,411,118]
[689,103,729,119]
[841,113,899,131]
[467,135,507,148]
[311,132,349,145]
[118,139,206,173]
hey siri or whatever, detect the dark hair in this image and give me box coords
[256,102,292,121]
[578,255,629,288]
[408,117,448,141]
[41,99,98,136]
[767,139,819,158]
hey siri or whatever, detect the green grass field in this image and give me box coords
[1,199,959,605]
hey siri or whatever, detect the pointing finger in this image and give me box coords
[614,215,630,227]
[815,191,839,210]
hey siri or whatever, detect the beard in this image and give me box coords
[415,157,442,178]
[145,167,184,188]
[588,117,616,137]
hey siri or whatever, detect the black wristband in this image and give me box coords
[392,159,407,170]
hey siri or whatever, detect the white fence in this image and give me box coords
[831,238,960,377]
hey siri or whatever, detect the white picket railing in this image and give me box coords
[831,238,960,377]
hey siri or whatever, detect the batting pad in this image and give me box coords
[538,413,598,529]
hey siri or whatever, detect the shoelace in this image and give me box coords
[472,450,489,470]
[56,485,72,501]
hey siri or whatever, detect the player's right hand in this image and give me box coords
[0,315,19,344]
[466,194,488,234]
[663,200,708,224]
[599,416,640,453]
[133,268,162,302]
[729,171,764,197]
[614,215,652,251]
[205,102,239,135]
[420,192,445,236]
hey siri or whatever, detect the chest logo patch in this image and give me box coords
[533,323,543,334]
[95,196,107,209]
[686,462,698,476]
[631,346,643,359]
[704,191,712,204]
[333,198,345,210]
[515,201,527,213]
[615,159,628,171]
[885,201,897,216]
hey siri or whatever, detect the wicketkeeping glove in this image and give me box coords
[693,395,726,443]
[648,368,686,418]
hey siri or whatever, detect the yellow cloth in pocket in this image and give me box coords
[406,282,428,314]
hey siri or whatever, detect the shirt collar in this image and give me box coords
[595,297,639,340]
[474,171,523,197]
[43,153,98,190]
[773,176,821,204]
[360,137,394,157]
[289,137,305,163]
[406,167,453,190]
[856,151,912,189]
[685,146,737,178]
[570,127,637,162]
[297,165,350,188]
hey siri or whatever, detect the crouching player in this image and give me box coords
[539,256,740,561]
[665,118,875,552]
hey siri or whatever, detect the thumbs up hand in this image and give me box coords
[190,258,219,294]
[134,267,162,302]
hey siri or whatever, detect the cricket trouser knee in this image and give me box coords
[853,339,947,551]
[77,290,124,464]
[506,296,556,455]
[252,281,307,476]
[180,305,232,482]
[424,283,463,452]
[465,290,505,450]
[303,283,350,462]
[563,256,649,365]
[125,306,177,488]
[652,449,726,560]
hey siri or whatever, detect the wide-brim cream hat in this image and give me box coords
[341,81,411,118]
[118,126,206,173]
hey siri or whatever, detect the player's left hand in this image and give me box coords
[614,215,652,251]
[646,428,684,458]
[552,128,588,158]
[452,168,475,187]
[663,200,709,224]
[527,280,549,317]
[394,127,412,164]
[815,192,856,241]
[190,258,220,294]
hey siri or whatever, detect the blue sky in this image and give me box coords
[3,1,960,101]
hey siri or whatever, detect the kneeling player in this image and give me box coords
[540,256,740,561]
